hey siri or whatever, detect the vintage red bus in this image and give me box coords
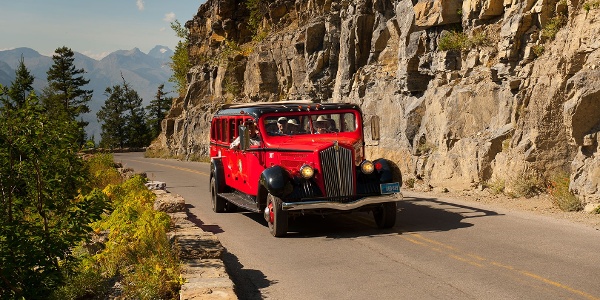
[209,101,402,237]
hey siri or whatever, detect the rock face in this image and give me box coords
[150,0,600,202]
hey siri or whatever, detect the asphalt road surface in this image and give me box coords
[114,152,600,300]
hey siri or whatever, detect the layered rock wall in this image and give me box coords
[150,0,600,202]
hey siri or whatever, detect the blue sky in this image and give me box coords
[0,0,206,59]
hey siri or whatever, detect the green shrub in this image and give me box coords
[87,153,122,189]
[583,0,600,11]
[405,178,416,189]
[53,175,182,299]
[507,173,544,198]
[438,31,490,51]
[547,173,583,211]
[532,44,545,57]
[484,179,505,195]
[541,14,567,40]
[438,31,470,51]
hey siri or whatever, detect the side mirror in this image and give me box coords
[371,115,380,141]
[239,125,250,151]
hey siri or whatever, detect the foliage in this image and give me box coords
[583,0,600,11]
[438,31,470,51]
[547,173,583,212]
[484,179,506,195]
[0,84,109,298]
[54,176,181,299]
[87,153,122,189]
[438,30,490,51]
[532,44,545,57]
[405,178,416,189]
[541,14,567,40]
[97,77,151,148]
[146,84,173,140]
[169,20,191,96]
[506,172,543,198]
[246,0,271,35]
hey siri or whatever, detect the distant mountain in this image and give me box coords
[0,61,13,84]
[0,47,176,142]
[148,45,174,61]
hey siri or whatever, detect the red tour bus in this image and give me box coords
[209,101,402,237]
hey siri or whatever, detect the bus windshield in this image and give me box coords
[264,112,357,136]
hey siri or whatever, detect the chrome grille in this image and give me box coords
[319,143,354,200]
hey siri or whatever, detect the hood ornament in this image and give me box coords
[334,140,339,151]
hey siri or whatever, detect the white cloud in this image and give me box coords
[164,12,176,22]
[136,0,145,10]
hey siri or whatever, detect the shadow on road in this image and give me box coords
[222,251,274,300]
[185,204,225,234]
[236,195,502,239]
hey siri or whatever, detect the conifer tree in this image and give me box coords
[146,84,172,140]
[46,46,93,119]
[98,76,150,148]
[43,46,93,145]
[97,85,127,148]
[7,56,35,109]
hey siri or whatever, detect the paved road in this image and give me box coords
[115,152,600,300]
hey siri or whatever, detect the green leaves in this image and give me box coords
[0,85,108,298]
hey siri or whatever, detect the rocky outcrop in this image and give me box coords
[149,0,600,202]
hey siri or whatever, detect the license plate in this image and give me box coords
[380,182,400,194]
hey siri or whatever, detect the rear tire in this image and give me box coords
[211,176,226,213]
[373,202,397,229]
[266,193,288,237]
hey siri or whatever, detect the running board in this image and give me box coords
[218,192,260,212]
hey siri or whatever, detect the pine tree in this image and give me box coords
[44,46,93,145]
[146,84,172,140]
[97,85,127,148]
[7,56,35,109]
[122,78,150,147]
[98,76,150,148]
[46,46,93,118]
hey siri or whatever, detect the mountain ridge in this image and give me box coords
[0,46,176,141]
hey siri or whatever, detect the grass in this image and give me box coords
[438,31,490,51]
[541,14,567,40]
[547,173,583,212]
[583,0,600,11]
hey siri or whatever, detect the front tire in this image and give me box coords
[266,193,288,237]
[373,202,397,229]
[211,176,226,213]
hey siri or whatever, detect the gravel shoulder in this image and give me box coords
[404,187,600,230]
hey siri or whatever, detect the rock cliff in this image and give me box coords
[149,0,600,202]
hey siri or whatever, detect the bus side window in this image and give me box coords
[229,119,236,143]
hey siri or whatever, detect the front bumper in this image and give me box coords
[281,193,403,211]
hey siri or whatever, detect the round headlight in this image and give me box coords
[300,164,314,179]
[361,160,374,174]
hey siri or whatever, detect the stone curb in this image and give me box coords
[149,185,237,300]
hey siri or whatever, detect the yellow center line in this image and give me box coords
[400,233,600,300]
[127,159,209,176]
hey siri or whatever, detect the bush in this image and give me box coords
[438,31,490,51]
[507,173,543,198]
[541,14,567,40]
[547,173,583,211]
[87,153,122,189]
[52,166,181,299]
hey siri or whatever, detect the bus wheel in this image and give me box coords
[211,177,226,213]
[266,193,288,237]
[373,202,397,229]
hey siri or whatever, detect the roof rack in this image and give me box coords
[222,100,315,109]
